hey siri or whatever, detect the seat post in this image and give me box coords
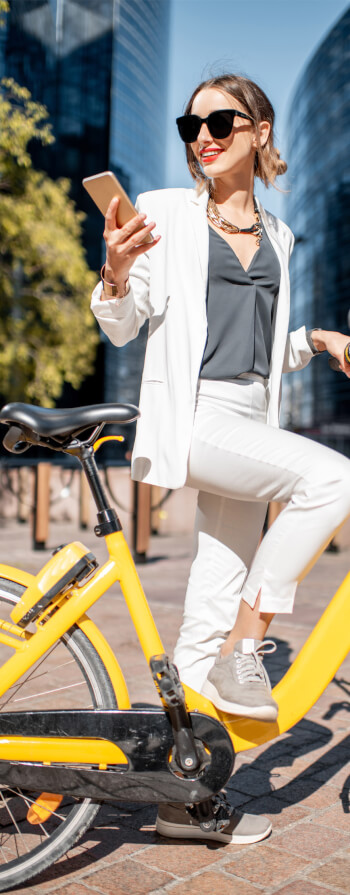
[79,445,122,536]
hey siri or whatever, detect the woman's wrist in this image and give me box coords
[309,329,350,365]
[100,264,129,301]
[309,329,327,353]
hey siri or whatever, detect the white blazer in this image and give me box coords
[91,187,313,488]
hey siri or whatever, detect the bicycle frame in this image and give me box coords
[0,526,349,765]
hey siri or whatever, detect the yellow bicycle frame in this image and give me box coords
[0,530,349,766]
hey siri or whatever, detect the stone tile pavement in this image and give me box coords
[0,516,350,894]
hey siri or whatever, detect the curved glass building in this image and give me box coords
[285,7,350,455]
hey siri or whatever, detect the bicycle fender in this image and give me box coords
[0,708,234,804]
[77,615,131,709]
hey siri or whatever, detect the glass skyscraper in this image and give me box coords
[2,0,171,414]
[4,0,114,273]
[104,0,171,411]
[109,0,170,202]
[285,7,350,456]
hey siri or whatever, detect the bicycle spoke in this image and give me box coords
[0,587,116,887]
[11,679,89,703]
[0,837,12,864]
[15,792,50,839]
[0,791,30,854]
[1,658,75,693]
[2,789,66,824]
[0,641,66,710]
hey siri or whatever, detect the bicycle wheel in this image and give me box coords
[0,578,117,892]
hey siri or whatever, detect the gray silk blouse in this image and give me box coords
[200,223,281,380]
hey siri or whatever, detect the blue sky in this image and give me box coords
[165,0,349,219]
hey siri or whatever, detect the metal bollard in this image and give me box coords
[17,466,30,524]
[32,463,51,550]
[132,480,151,562]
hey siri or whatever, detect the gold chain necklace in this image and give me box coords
[207,189,263,247]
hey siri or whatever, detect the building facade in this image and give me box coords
[105,0,170,411]
[285,7,350,456]
[109,0,170,202]
[4,0,115,274]
[2,0,170,417]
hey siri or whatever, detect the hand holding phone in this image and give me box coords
[83,171,154,243]
[83,171,160,292]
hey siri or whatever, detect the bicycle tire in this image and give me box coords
[0,579,117,892]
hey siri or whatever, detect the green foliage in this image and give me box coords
[0,1,9,29]
[0,77,99,406]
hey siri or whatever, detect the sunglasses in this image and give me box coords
[176,108,254,144]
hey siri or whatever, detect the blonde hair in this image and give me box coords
[183,74,287,189]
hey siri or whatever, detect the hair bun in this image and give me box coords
[257,144,287,183]
[274,147,288,176]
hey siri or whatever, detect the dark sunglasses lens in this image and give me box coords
[208,110,234,138]
[176,115,201,143]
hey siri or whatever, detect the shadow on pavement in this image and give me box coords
[228,634,350,813]
[27,635,350,887]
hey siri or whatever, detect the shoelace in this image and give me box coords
[235,639,276,689]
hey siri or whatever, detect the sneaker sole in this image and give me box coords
[156,816,272,844]
[201,680,278,722]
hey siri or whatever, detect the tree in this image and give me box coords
[0,74,99,406]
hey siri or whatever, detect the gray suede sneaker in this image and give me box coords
[156,793,272,844]
[201,639,278,721]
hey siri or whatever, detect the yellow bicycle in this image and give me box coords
[0,399,349,891]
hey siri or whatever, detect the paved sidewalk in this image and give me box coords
[1,517,350,894]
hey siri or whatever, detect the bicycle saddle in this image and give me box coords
[0,401,140,439]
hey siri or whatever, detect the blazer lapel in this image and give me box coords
[256,197,287,272]
[256,196,291,423]
[188,187,209,286]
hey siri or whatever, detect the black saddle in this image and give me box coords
[0,401,140,447]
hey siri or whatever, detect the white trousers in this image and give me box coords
[173,377,350,691]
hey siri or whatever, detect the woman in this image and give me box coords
[91,74,350,843]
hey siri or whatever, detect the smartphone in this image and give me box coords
[82,171,153,244]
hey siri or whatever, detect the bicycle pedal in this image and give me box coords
[150,654,184,707]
